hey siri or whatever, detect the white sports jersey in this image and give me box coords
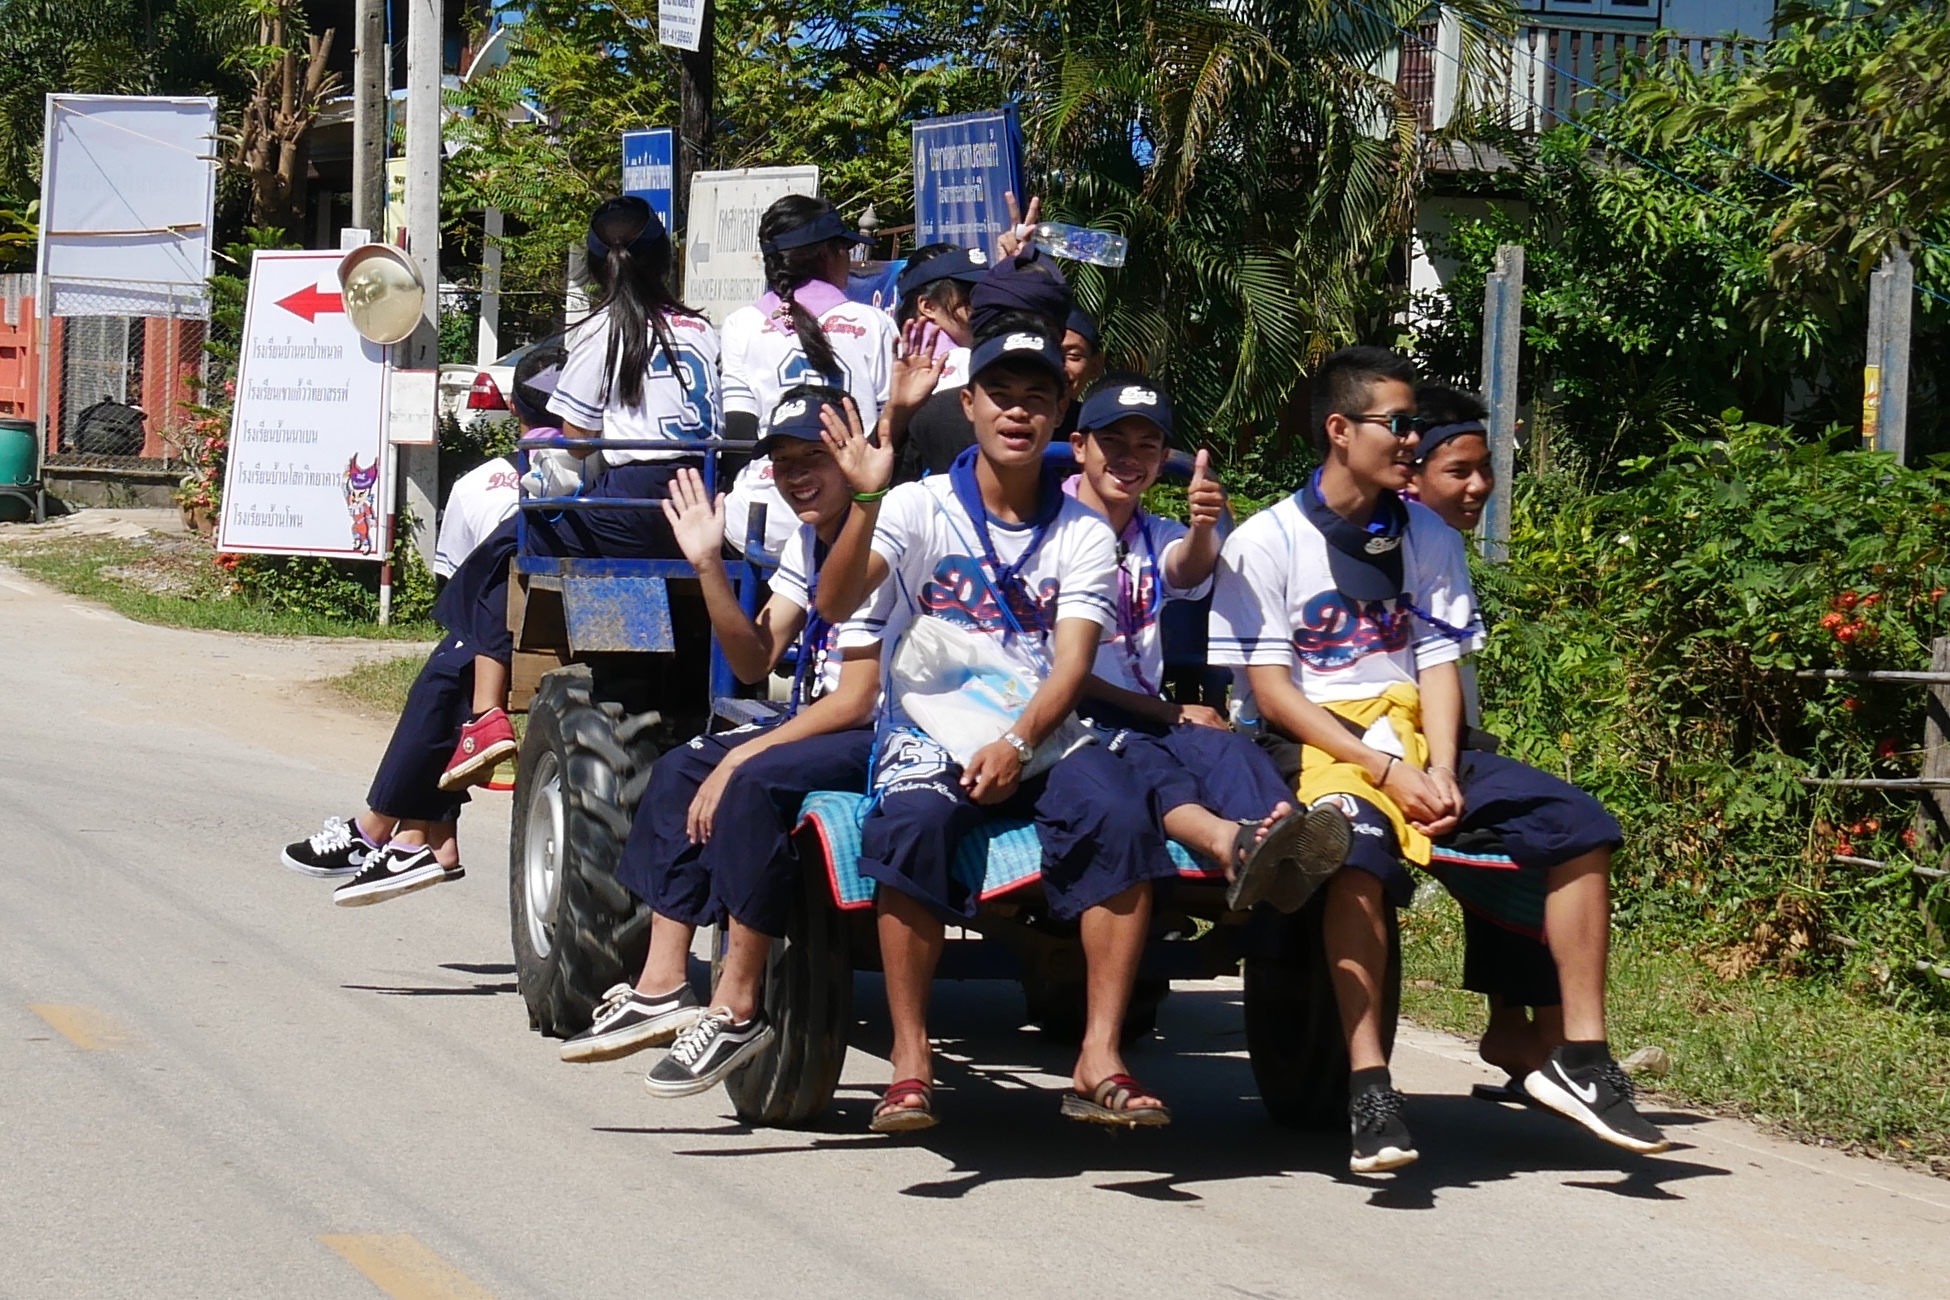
[935,345,970,392]
[1208,493,1482,706]
[548,307,722,465]
[721,289,897,554]
[433,455,520,577]
[1091,509,1210,697]
[838,475,1117,731]
[769,522,844,700]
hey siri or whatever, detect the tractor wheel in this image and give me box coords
[1021,974,1167,1045]
[1243,890,1401,1128]
[719,832,853,1127]
[510,667,662,1038]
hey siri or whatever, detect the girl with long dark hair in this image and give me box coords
[427,196,722,798]
[721,195,897,555]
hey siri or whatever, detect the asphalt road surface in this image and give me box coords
[4,548,1950,1300]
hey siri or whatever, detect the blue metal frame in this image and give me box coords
[513,433,780,728]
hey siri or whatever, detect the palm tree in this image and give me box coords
[988,0,1512,477]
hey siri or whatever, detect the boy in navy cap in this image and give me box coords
[1067,374,1351,909]
[558,386,891,1099]
[1210,346,1668,1173]
[826,327,1183,1132]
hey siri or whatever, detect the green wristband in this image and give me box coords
[852,487,890,503]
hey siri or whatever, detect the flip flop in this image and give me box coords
[869,1078,937,1133]
[1061,1073,1171,1128]
[1225,804,1352,914]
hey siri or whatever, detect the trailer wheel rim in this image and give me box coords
[522,750,564,959]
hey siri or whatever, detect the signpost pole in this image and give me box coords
[1477,243,1523,563]
[399,0,442,576]
[351,0,386,234]
[676,0,715,234]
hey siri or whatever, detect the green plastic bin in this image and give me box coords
[0,417,36,522]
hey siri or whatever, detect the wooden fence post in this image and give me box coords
[1863,247,1913,462]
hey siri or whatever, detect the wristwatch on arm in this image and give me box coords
[1001,731,1035,765]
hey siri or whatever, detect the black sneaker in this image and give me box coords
[1349,1085,1419,1173]
[559,983,704,1063]
[643,1009,775,1099]
[1524,1048,1671,1154]
[282,815,378,878]
[331,843,464,907]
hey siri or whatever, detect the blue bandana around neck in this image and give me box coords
[947,444,1066,634]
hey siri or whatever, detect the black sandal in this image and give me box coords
[1061,1074,1171,1128]
[1225,805,1351,913]
[869,1078,937,1133]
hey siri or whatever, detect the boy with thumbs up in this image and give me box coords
[1068,375,1352,913]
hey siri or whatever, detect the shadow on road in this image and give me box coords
[594,975,1731,1208]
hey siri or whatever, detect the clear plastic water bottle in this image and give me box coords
[1029,222,1129,268]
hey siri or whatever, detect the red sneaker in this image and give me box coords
[440,708,518,791]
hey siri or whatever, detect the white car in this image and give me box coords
[438,337,556,434]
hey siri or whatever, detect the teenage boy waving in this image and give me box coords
[1210,346,1668,1174]
[831,330,1182,1132]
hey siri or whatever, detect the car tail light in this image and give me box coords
[467,373,508,410]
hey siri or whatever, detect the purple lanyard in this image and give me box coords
[1115,512,1160,697]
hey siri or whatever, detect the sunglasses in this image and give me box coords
[1344,412,1431,438]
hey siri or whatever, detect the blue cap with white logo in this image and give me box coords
[968,329,1066,386]
[1077,379,1175,441]
[761,387,847,449]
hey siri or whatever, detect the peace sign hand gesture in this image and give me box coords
[819,396,893,500]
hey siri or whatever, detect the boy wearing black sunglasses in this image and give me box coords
[1210,346,1668,1173]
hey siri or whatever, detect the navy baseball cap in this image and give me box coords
[897,246,990,300]
[761,388,847,449]
[762,208,872,253]
[1297,474,1407,602]
[968,329,1066,386]
[1078,379,1174,441]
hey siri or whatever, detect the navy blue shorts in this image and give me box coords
[431,460,693,664]
[858,733,1179,923]
[365,634,474,824]
[1103,722,1292,822]
[615,723,874,936]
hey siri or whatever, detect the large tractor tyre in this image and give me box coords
[719,843,853,1128]
[1022,974,1167,1045]
[1243,891,1401,1128]
[510,668,662,1038]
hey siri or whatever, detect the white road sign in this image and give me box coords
[658,0,704,51]
[217,250,391,560]
[682,166,820,327]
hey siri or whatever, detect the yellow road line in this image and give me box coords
[319,1235,498,1300]
[28,1004,143,1050]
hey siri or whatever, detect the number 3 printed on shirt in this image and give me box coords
[652,347,718,439]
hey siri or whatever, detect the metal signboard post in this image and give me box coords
[622,128,678,235]
[911,108,1025,251]
[216,251,391,560]
[682,166,820,327]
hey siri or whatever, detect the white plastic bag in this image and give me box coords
[890,615,1093,779]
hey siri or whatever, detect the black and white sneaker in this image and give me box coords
[282,815,378,878]
[1349,1085,1420,1173]
[331,843,464,907]
[1524,1048,1671,1154]
[559,983,704,1063]
[643,1009,774,1099]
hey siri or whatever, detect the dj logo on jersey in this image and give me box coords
[1291,591,1410,672]
[920,555,1057,634]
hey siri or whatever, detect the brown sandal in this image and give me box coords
[870,1078,937,1133]
[1060,1073,1171,1128]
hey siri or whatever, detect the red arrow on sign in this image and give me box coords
[274,282,345,322]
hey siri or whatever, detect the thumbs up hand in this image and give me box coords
[1186,448,1225,532]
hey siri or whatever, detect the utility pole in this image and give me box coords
[675,0,715,234]
[1477,243,1524,563]
[349,0,386,235]
[399,0,442,570]
[1863,246,1913,463]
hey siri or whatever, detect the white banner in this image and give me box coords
[682,166,820,327]
[659,0,703,51]
[217,251,392,560]
[38,94,218,319]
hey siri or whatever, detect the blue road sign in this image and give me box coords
[622,128,676,234]
[911,108,1024,252]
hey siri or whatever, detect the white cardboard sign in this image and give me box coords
[681,166,820,327]
[658,0,703,51]
[217,250,392,560]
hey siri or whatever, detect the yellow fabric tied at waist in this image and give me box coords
[1293,682,1432,867]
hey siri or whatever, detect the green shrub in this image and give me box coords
[232,530,436,625]
[1479,417,1950,998]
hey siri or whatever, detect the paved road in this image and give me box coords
[4,556,1950,1300]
